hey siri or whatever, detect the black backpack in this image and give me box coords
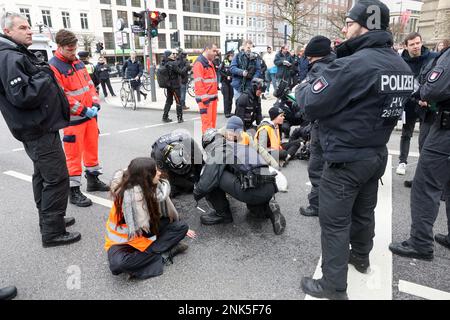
[156,64,170,88]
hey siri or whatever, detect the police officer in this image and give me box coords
[235,78,265,131]
[78,51,99,91]
[219,51,234,118]
[296,36,335,217]
[151,131,203,198]
[389,45,450,258]
[298,0,414,299]
[230,39,262,101]
[177,48,192,111]
[193,117,286,235]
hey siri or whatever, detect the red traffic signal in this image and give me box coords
[148,11,166,26]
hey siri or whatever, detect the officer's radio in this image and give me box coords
[440,111,450,130]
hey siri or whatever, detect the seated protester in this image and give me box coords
[274,95,308,139]
[193,116,286,235]
[234,78,265,131]
[255,106,302,166]
[151,131,203,198]
[105,157,196,280]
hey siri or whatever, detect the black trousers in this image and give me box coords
[130,80,142,102]
[307,124,324,211]
[221,81,234,115]
[23,132,69,241]
[164,87,182,118]
[169,172,195,195]
[108,218,188,279]
[270,140,302,162]
[399,114,434,164]
[100,78,115,97]
[206,171,276,217]
[319,151,388,290]
[409,119,450,253]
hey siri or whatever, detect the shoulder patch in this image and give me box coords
[311,77,328,94]
[428,67,443,83]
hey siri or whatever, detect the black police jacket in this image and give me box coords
[299,30,414,162]
[235,89,262,129]
[95,63,111,80]
[162,59,189,89]
[177,58,191,85]
[0,35,70,142]
[219,59,233,84]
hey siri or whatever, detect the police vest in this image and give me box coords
[255,124,282,150]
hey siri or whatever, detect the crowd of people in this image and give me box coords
[0,0,449,301]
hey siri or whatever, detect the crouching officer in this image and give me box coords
[389,45,450,258]
[298,0,414,299]
[151,131,203,198]
[193,116,286,235]
[235,78,265,131]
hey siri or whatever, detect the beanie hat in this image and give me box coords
[163,50,172,59]
[347,0,390,31]
[226,116,244,132]
[78,51,89,58]
[305,36,332,58]
[269,106,285,121]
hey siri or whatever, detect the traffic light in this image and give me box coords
[148,11,166,38]
[133,11,146,30]
[96,42,104,53]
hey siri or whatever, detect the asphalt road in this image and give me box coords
[0,95,448,300]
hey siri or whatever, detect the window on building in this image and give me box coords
[135,35,144,49]
[100,0,111,4]
[204,0,211,14]
[19,8,32,26]
[230,0,234,8]
[240,1,244,9]
[225,16,229,25]
[158,33,167,49]
[62,11,71,29]
[159,18,166,29]
[80,13,89,30]
[120,33,130,49]
[117,11,128,26]
[41,10,52,28]
[184,17,219,32]
[101,9,113,28]
[169,14,177,29]
[155,0,164,8]
[225,0,229,8]
[131,0,141,7]
[116,0,127,5]
[192,0,201,13]
[169,0,177,9]
[103,32,114,49]
[230,16,233,25]
[184,35,220,49]
[212,1,219,14]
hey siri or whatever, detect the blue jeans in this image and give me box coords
[265,71,278,94]
[180,83,187,107]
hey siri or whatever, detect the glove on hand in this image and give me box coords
[85,107,98,118]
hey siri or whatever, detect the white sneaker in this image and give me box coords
[396,163,407,175]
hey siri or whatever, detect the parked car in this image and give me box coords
[108,65,119,78]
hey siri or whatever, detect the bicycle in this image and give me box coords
[120,79,137,110]
[141,72,151,92]
[163,75,195,98]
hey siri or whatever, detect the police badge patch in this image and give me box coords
[428,67,443,83]
[311,77,328,94]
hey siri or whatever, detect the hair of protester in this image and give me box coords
[1,12,27,30]
[404,32,422,46]
[436,39,450,51]
[243,39,253,46]
[55,29,78,46]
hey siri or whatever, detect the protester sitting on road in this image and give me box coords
[105,157,196,279]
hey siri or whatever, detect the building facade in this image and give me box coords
[221,0,246,52]
[418,0,450,46]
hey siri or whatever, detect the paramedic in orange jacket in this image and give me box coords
[192,43,219,133]
[49,29,110,208]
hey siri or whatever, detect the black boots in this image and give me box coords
[162,241,189,265]
[267,200,286,235]
[177,114,184,123]
[435,234,450,249]
[64,217,76,227]
[348,250,370,274]
[70,186,92,207]
[42,232,81,248]
[85,172,110,192]
[162,116,173,123]
[200,208,233,225]
[299,206,319,217]
[301,277,348,300]
[0,286,17,300]
[389,240,434,261]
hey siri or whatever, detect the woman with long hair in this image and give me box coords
[105,157,196,279]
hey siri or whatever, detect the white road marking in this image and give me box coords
[398,280,450,300]
[305,155,393,300]
[118,128,140,133]
[99,133,111,137]
[12,148,25,152]
[3,170,112,208]
[388,149,420,158]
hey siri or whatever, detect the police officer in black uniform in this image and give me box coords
[389,45,450,257]
[296,36,336,217]
[151,131,203,198]
[193,117,286,235]
[176,49,192,111]
[219,51,234,117]
[298,0,414,299]
[234,78,265,131]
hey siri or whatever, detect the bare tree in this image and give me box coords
[273,0,319,49]
[80,34,96,56]
[325,9,346,40]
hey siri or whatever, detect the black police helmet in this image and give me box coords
[163,142,191,174]
[251,78,266,93]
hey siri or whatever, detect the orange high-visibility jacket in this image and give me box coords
[192,54,218,109]
[49,51,100,126]
[255,123,283,150]
[104,204,155,252]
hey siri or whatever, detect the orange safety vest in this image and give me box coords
[104,204,155,252]
[240,132,251,145]
[255,124,282,150]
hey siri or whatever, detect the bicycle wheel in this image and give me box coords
[120,87,128,108]
[142,75,151,92]
[132,91,137,110]
[188,80,195,98]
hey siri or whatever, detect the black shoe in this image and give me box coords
[225,113,232,118]
[404,180,413,188]
[182,105,190,110]
[261,94,267,100]
[0,286,17,300]
[299,206,318,217]
[143,93,147,100]
[177,115,184,123]
[267,200,286,235]
[389,241,434,261]
[435,234,450,250]
[112,94,116,97]
[246,209,268,220]
[42,232,81,248]
[64,217,76,227]
[348,250,370,274]
[70,187,92,207]
[85,172,110,192]
[301,277,348,300]
[162,241,189,265]
[162,117,173,123]
[200,209,233,225]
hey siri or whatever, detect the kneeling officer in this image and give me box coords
[193,116,286,235]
